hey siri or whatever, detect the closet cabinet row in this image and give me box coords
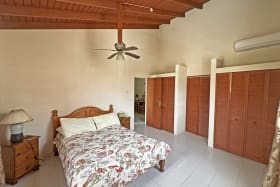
[146,77,175,133]
[214,69,280,163]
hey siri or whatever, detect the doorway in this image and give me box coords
[134,78,146,128]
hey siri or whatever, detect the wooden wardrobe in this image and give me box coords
[214,69,280,163]
[186,76,210,137]
[147,77,175,133]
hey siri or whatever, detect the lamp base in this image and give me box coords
[11,133,23,143]
[10,124,24,143]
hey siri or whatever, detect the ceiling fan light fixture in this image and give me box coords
[94,2,140,61]
[115,42,126,50]
[116,52,125,61]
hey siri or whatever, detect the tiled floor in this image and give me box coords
[134,112,145,126]
[7,126,267,187]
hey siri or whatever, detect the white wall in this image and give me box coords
[0,29,163,157]
[174,64,187,135]
[159,0,280,75]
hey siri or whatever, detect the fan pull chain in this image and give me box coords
[124,58,127,81]
[115,59,119,80]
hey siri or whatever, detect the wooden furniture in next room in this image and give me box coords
[186,76,210,137]
[135,99,145,113]
[119,116,131,129]
[1,136,39,184]
[147,77,175,133]
[214,69,280,163]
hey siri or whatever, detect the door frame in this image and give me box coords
[133,77,147,127]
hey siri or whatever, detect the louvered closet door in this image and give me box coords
[228,72,247,156]
[147,78,155,127]
[161,77,175,133]
[263,69,280,163]
[214,73,230,150]
[147,78,162,129]
[153,78,162,129]
[245,71,266,162]
[186,77,200,134]
[198,77,210,137]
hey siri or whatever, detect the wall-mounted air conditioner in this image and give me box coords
[234,32,280,52]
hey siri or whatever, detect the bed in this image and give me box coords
[52,105,171,187]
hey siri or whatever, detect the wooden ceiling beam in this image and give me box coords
[124,17,169,25]
[0,20,159,29]
[0,21,116,29]
[57,0,184,17]
[0,5,167,25]
[123,24,159,29]
[56,0,116,10]
[167,0,203,9]
[0,5,114,22]
[123,4,184,18]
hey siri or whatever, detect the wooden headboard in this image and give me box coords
[51,105,113,155]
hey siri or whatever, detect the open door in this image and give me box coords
[147,78,162,129]
[134,78,146,127]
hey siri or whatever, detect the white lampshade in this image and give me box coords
[0,109,33,125]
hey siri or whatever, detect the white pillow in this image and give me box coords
[60,117,97,138]
[92,113,120,130]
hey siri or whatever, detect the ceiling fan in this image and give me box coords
[95,2,141,60]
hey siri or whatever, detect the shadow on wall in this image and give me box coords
[41,119,55,159]
[0,113,9,145]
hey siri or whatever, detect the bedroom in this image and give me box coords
[0,0,280,186]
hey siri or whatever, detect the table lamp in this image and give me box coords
[0,109,33,143]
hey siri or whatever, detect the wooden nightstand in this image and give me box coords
[1,136,39,184]
[119,117,130,129]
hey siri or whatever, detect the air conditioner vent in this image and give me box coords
[234,32,280,52]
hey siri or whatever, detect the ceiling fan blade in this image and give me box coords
[124,52,140,59]
[124,46,138,51]
[107,53,118,59]
[95,49,116,51]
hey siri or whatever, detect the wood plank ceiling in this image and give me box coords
[0,0,209,29]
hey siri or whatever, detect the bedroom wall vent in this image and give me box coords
[234,32,280,52]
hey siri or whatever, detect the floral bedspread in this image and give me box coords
[55,125,171,187]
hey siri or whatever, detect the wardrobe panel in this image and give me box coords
[161,78,168,132]
[214,73,230,150]
[263,69,280,162]
[153,78,162,129]
[186,77,200,134]
[266,70,280,127]
[198,77,210,137]
[214,69,280,163]
[146,78,154,127]
[245,71,266,162]
[161,77,175,133]
[264,127,275,163]
[228,72,247,156]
